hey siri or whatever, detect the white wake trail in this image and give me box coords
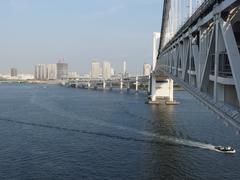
[99,122,218,151]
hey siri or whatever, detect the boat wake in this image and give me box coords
[0,117,221,153]
[158,135,216,151]
[102,124,217,151]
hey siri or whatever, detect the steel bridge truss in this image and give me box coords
[155,0,240,121]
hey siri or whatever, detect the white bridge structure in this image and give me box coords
[151,0,240,124]
[67,75,150,92]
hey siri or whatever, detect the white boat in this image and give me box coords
[214,146,236,154]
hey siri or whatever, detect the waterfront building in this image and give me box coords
[35,64,48,80]
[47,64,57,80]
[10,68,17,77]
[35,64,57,80]
[0,74,34,80]
[143,64,151,76]
[91,61,100,78]
[57,62,68,80]
[102,61,111,80]
[17,74,34,80]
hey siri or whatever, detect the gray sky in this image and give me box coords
[0,0,163,75]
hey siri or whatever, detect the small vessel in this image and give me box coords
[165,100,180,105]
[214,146,236,154]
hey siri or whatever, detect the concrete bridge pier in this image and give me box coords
[120,78,123,90]
[147,75,151,94]
[103,80,106,90]
[135,76,139,92]
[149,74,178,105]
[87,81,91,89]
[168,79,174,102]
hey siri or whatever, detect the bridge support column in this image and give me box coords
[135,76,139,92]
[150,74,158,102]
[103,80,106,89]
[147,75,151,94]
[149,74,179,105]
[168,79,174,102]
[120,78,123,90]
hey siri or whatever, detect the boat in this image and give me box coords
[214,146,236,154]
[165,100,180,105]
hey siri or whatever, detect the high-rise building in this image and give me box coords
[57,62,68,80]
[35,64,48,80]
[102,61,111,80]
[34,64,57,80]
[47,64,57,80]
[91,61,100,78]
[143,64,151,76]
[10,68,17,77]
[35,64,40,80]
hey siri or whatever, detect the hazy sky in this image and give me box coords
[0,0,163,74]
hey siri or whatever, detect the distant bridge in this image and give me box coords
[151,0,240,125]
[66,75,150,92]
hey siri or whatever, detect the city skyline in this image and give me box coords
[0,0,163,74]
[1,59,150,77]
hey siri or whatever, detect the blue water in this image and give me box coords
[0,83,239,179]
